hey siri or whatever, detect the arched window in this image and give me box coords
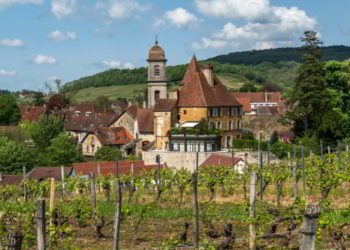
[154,65,160,76]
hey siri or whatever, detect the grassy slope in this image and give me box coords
[72,84,147,103]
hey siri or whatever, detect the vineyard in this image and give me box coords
[1,151,350,249]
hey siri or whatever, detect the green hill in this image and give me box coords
[209,45,350,65]
[64,45,350,102]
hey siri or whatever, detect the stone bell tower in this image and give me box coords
[147,38,167,108]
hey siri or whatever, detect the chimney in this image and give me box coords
[202,64,214,87]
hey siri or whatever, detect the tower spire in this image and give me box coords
[155,35,158,45]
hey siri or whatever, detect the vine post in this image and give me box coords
[36,199,46,250]
[22,166,27,202]
[259,151,263,201]
[156,154,162,201]
[300,203,320,250]
[90,171,97,218]
[112,161,122,250]
[249,169,257,250]
[301,145,306,194]
[61,166,65,197]
[292,146,298,200]
[192,151,199,248]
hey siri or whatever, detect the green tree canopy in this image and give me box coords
[95,147,123,162]
[40,133,83,166]
[25,115,64,149]
[0,94,20,125]
[0,136,34,174]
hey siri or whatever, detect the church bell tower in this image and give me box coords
[147,38,167,108]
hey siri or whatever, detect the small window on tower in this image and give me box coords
[154,65,160,76]
[155,90,160,101]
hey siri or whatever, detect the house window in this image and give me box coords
[210,108,220,117]
[228,120,232,130]
[155,90,160,101]
[216,121,221,129]
[86,111,92,117]
[236,120,242,129]
[86,146,90,152]
[183,110,187,115]
[154,65,160,76]
[173,143,179,151]
[226,136,231,148]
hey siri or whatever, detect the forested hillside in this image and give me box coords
[63,45,350,95]
[209,45,350,65]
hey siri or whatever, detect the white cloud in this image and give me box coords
[0,38,24,47]
[0,69,16,76]
[97,0,149,20]
[155,7,200,29]
[0,0,43,10]
[51,0,77,19]
[33,54,57,65]
[193,0,317,51]
[48,30,77,41]
[102,60,135,69]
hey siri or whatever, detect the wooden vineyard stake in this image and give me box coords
[36,199,46,250]
[300,203,320,250]
[112,161,122,250]
[249,169,257,250]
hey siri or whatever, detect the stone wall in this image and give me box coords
[142,150,278,172]
[178,107,207,124]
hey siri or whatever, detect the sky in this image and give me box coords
[0,0,350,91]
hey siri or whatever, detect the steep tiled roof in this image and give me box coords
[93,127,134,146]
[236,98,252,113]
[231,92,282,103]
[27,167,73,181]
[137,108,154,133]
[73,160,160,176]
[200,154,243,167]
[0,174,23,186]
[64,113,119,132]
[20,106,46,122]
[154,99,177,112]
[178,56,241,108]
[126,105,138,119]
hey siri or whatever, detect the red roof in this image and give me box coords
[178,56,241,108]
[20,106,46,122]
[73,160,160,176]
[154,99,177,112]
[236,98,252,113]
[231,92,282,103]
[64,113,119,132]
[137,108,154,134]
[92,127,134,146]
[200,154,243,168]
[0,174,23,186]
[27,167,73,181]
[126,105,138,119]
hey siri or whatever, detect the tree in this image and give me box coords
[0,94,20,125]
[0,136,34,174]
[94,96,111,111]
[25,115,64,149]
[288,31,341,141]
[95,147,123,161]
[270,131,279,145]
[33,92,45,106]
[40,133,83,166]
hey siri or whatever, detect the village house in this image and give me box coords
[26,167,73,182]
[200,154,245,174]
[0,173,23,186]
[81,127,134,157]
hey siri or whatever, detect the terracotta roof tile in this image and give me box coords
[0,174,23,186]
[93,127,134,146]
[236,98,252,113]
[20,106,46,122]
[200,154,243,168]
[137,108,154,133]
[73,160,160,176]
[231,92,282,103]
[178,56,241,108]
[154,99,177,112]
[126,105,138,119]
[64,113,119,132]
[27,167,73,181]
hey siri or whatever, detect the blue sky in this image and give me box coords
[0,0,349,91]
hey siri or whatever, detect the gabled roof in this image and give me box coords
[20,106,46,122]
[178,56,241,108]
[236,98,252,113]
[231,92,282,103]
[91,127,134,146]
[73,160,160,176]
[64,114,119,132]
[137,108,154,134]
[200,154,244,168]
[126,105,138,119]
[27,167,73,181]
[154,99,177,112]
[0,174,23,186]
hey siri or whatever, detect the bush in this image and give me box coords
[95,147,123,161]
[270,142,291,159]
[231,139,268,151]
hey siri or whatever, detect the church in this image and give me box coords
[138,39,243,152]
